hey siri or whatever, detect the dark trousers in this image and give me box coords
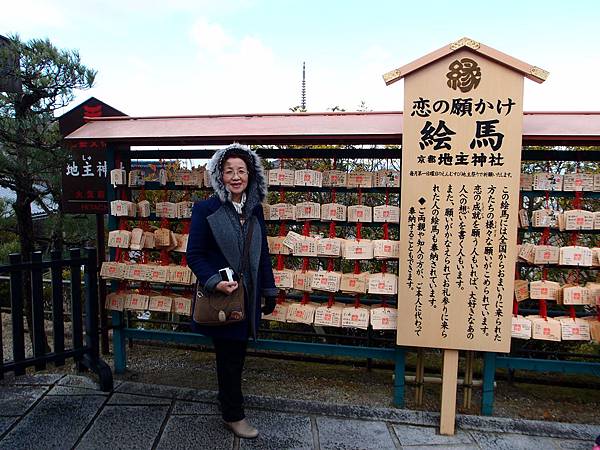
[213,337,248,422]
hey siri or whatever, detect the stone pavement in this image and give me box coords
[0,373,598,450]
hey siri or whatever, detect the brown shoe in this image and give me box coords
[224,419,259,439]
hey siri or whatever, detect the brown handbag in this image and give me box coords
[192,219,254,326]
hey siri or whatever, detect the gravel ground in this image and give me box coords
[3,312,600,425]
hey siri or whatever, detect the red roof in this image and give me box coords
[63,111,600,146]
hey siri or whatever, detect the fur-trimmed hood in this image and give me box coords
[207,143,268,209]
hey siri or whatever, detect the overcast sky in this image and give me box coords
[2,0,599,116]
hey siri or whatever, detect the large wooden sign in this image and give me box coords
[390,39,547,353]
[59,97,126,214]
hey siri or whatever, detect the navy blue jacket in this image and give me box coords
[186,196,277,340]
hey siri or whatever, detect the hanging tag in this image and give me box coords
[314,303,343,327]
[370,305,398,330]
[532,173,563,191]
[341,305,370,330]
[173,297,193,315]
[374,170,400,188]
[110,168,126,187]
[320,203,347,221]
[262,302,290,322]
[347,205,373,223]
[511,315,532,339]
[322,170,347,187]
[519,173,533,190]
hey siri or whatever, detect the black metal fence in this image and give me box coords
[0,247,112,390]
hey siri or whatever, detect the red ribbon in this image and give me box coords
[302,221,311,237]
[540,228,550,246]
[356,222,362,241]
[569,305,576,320]
[573,190,583,210]
[327,293,335,308]
[513,298,519,316]
[353,261,360,275]
[383,223,389,240]
[160,249,170,266]
[277,290,285,305]
[277,254,285,271]
[539,299,547,320]
[301,292,310,305]
[329,222,336,238]
[354,293,361,308]
[302,257,309,272]
[569,231,579,247]
[327,258,334,272]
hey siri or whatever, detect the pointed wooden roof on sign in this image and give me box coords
[383,37,549,86]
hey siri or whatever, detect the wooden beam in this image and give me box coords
[440,349,459,435]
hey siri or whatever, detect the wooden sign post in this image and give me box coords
[384,37,547,435]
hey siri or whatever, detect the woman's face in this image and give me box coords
[222,157,249,198]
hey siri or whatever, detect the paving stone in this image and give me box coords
[155,415,234,450]
[469,431,568,450]
[403,446,479,450]
[317,417,396,450]
[393,423,475,446]
[172,400,220,415]
[401,444,478,450]
[107,393,172,405]
[58,374,100,389]
[0,386,47,416]
[76,405,169,450]
[0,417,16,435]
[0,395,105,450]
[176,387,218,402]
[240,409,312,450]
[47,385,109,396]
[553,439,594,450]
[1,373,64,386]
[115,381,184,399]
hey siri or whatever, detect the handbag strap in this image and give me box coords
[239,218,255,276]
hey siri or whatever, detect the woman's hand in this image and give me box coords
[216,281,239,295]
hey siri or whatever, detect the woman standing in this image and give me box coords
[186,143,277,439]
